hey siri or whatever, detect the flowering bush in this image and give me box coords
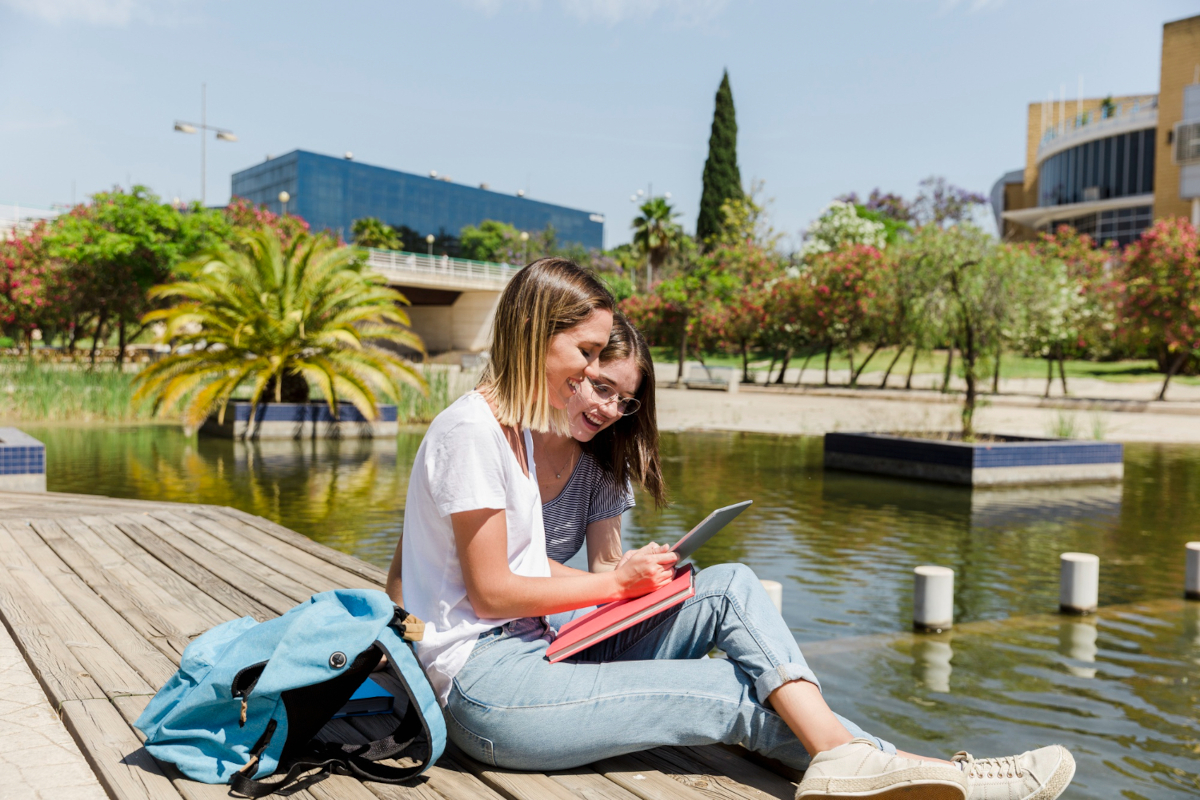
[0,221,74,348]
[799,201,887,260]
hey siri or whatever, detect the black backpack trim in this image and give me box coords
[230,638,435,797]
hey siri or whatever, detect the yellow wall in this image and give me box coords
[1154,14,1200,221]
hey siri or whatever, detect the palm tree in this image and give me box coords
[133,228,425,431]
[631,197,684,290]
[352,217,403,250]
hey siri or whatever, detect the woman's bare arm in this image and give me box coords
[453,507,676,619]
[585,516,623,572]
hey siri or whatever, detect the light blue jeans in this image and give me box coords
[444,563,894,770]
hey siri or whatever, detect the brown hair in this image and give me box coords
[479,257,614,433]
[581,313,667,509]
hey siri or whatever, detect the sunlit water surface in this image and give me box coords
[24,425,1200,798]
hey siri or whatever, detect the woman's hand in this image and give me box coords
[614,543,678,598]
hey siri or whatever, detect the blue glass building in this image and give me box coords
[231,150,604,251]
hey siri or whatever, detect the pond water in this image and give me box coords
[22,424,1200,798]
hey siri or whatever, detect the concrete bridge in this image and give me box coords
[364,248,519,354]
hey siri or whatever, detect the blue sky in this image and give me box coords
[1,0,1194,248]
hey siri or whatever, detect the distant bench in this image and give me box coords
[681,365,739,393]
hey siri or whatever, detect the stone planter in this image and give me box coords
[0,428,46,492]
[823,432,1123,486]
[200,401,398,440]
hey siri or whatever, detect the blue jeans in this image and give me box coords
[444,563,894,770]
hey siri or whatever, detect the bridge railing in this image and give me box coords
[365,248,521,288]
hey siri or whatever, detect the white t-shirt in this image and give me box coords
[400,391,549,705]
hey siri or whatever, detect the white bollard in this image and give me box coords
[1060,553,1100,614]
[913,566,954,632]
[760,580,782,614]
[1186,542,1200,601]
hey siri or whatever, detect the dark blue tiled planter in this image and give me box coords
[824,432,1123,486]
[201,401,399,440]
[0,427,46,491]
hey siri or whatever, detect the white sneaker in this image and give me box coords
[951,745,1075,800]
[796,738,968,799]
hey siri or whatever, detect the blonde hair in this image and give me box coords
[480,257,614,432]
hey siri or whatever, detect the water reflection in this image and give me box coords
[911,634,954,693]
[1057,619,1098,679]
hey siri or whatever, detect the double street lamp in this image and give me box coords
[173,83,236,205]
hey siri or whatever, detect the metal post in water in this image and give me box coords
[1186,542,1200,601]
[760,580,782,614]
[913,566,954,632]
[1060,553,1099,614]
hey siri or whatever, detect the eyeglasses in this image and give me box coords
[585,377,641,417]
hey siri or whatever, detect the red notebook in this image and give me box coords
[545,566,696,663]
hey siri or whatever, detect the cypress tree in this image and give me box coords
[696,70,743,246]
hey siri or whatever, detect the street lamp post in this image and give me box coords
[520,230,530,264]
[426,233,435,257]
[173,83,237,206]
[278,191,290,217]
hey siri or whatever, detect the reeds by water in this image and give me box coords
[0,360,151,422]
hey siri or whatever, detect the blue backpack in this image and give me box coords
[135,589,446,797]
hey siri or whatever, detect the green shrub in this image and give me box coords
[0,361,153,422]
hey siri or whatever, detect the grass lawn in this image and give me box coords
[651,346,1195,386]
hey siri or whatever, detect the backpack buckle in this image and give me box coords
[390,608,425,642]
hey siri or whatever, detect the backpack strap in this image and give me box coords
[230,635,440,798]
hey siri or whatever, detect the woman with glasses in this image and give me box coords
[529,313,667,578]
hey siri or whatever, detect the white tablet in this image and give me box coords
[670,500,753,561]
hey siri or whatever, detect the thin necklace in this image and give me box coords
[540,435,577,480]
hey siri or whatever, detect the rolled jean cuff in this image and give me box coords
[753,661,822,701]
[837,712,896,754]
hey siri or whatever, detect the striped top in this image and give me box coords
[543,451,635,564]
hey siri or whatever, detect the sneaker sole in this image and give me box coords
[796,768,967,800]
[1028,748,1076,800]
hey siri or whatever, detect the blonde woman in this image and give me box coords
[387,258,1073,800]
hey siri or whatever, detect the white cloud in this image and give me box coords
[458,0,730,25]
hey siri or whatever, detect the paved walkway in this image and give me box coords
[0,618,106,800]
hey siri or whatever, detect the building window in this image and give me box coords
[1045,204,1152,247]
[1038,129,1155,207]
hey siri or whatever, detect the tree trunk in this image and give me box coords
[795,348,817,386]
[961,333,977,438]
[1057,347,1069,396]
[846,350,855,387]
[1158,350,1188,401]
[765,353,778,384]
[740,339,751,384]
[941,346,954,393]
[991,348,1002,394]
[675,318,688,383]
[881,344,907,388]
[774,347,793,385]
[89,308,108,368]
[905,348,919,390]
[852,342,884,386]
[116,318,127,372]
[1044,356,1054,398]
[823,344,833,386]
[67,313,80,354]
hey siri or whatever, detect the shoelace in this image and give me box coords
[952,752,1024,781]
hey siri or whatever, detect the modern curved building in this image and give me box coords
[994,14,1200,246]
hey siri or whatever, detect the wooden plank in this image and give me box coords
[447,742,578,800]
[679,747,795,800]
[548,769,646,800]
[145,510,316,604]
[60,698,186,800]
[631,748,790,800]
[0,522,155,700]
[716,746,802,783]
[187,508,379,591]
[0,558,105,706]
[62,516,217,638]
[209,506,388,585]
[27,519,192,658]
[111,515,275,622]
[83,514,241,626]
[112,513,296,616]
[3,521,179,685]
[591,754,710,800]
[174,511,356,595]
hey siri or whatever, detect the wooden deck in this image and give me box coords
[0,490,797,800]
